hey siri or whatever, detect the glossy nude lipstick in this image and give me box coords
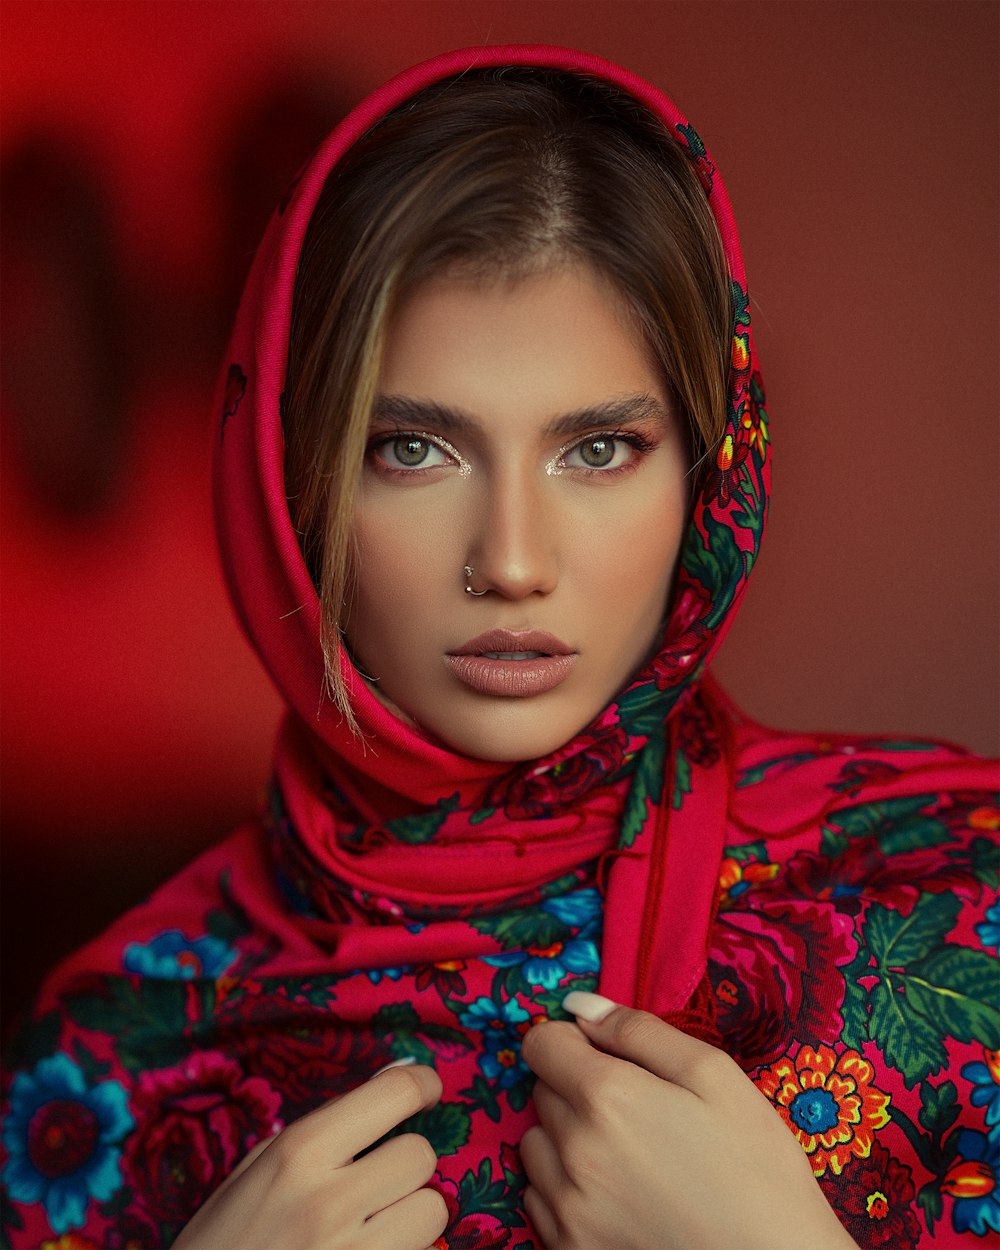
[445,629,576,698]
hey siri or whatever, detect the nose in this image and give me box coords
[465,467,559,600]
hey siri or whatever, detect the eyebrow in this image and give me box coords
[371,393,668,440]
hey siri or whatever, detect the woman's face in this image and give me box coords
[343,263,689,761]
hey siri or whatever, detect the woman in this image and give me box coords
[3,45,997,1250]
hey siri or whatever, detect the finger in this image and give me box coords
[360,1185,448,1250]
[220,1131,279,1188]
[532,1079,574,1140]
[523,1182,560,1250]
[350,1133,437,1217]
[520,1124,569,1204]
[563,990,728,1091]
[521,1018,622,1104]
[282,1064,442,1167]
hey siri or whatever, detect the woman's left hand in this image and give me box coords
[520,992,859,1250]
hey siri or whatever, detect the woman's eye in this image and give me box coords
[564,436,628,471]
[374,436,450,470]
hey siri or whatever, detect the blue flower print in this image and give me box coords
[963,1049,1000,1127]
[122,929,237,980]
[459,994,532,1037]
[542,887,603,939]
[363,965,410,985]
[460,996,535,1092]
[976,900,1000,951]
[2,1053,134,1235]
[944,1126,1000,1237]
[485,936,599,991]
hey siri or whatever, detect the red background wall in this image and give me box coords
[2,0,997,1019]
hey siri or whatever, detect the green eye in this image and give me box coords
[579,438,615,467]
[393,437,430,466]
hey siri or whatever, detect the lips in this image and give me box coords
[445,629,576,697]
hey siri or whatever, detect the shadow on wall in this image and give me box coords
[0,68,357,1031]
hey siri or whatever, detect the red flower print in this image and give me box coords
[415,959,468,998]
[675,689,723,766]
[754,1044,891,1177]
[648,577,712,691]
[709,899,855,1069]
[820,1141,921,1248]
[486,725,627,818]
[782,838,972,917]
[701,432,749,507]
[221,987,389,1113]
[124,1052,282,1228]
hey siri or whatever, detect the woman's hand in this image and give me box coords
[172,1062,448,1250]
[520,992,859,1250]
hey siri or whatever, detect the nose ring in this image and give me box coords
[464,566,487,596]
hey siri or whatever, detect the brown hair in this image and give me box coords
[284,67,731,723]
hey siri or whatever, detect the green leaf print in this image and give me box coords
[616,680,674,738]
[903,946,1000,1044]
[671,748,692,812]
[388,1101,471,1157]
[949,835,1000,888]
[868,977,949,1086]
[616,732,665,840]
[459,1157,527,1227]
[825,795,948,856]
[470,908,567,951]
[385,793,460,845]
[371,1001,471,1066]
[66,980,193,1075]
[918,1078,960,1135]
[917,1185,944,1236]
[682,512,744,631]
[730,277,751,327]
[724,840,770,863]
[865,893,960,966]
[840,894,1000,1087]
[70,1037,111,1084]
[461,1072,501,1123]
[736,752,820,789]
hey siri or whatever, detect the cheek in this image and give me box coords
[349,501,455,632]
[580,490,687,604]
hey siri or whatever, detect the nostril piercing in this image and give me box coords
[464,565,487,596]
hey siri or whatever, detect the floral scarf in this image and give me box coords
[3,46,998,1250]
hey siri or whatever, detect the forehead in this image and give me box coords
[377,263,663,432]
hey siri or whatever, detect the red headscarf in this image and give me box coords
[213,43,765,1021]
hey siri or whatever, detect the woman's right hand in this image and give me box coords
[172,1063,448,1250]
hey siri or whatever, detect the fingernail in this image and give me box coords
[372,1056,417,1076]
[562,991,618,1022]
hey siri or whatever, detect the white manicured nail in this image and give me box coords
[372,1056,417,1076]
[562,991,618,1022]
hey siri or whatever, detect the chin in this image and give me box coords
[430,704,596,764]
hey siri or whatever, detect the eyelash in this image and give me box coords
[554,429,659,479]
[365,428,659,480]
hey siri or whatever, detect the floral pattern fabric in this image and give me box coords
[3,43,998,1250]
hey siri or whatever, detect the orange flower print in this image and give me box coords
[731,332,751,373]
[718,855,779,907]
[754,1044,891,1176]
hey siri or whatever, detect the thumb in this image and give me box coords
[562,990,725,1091]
